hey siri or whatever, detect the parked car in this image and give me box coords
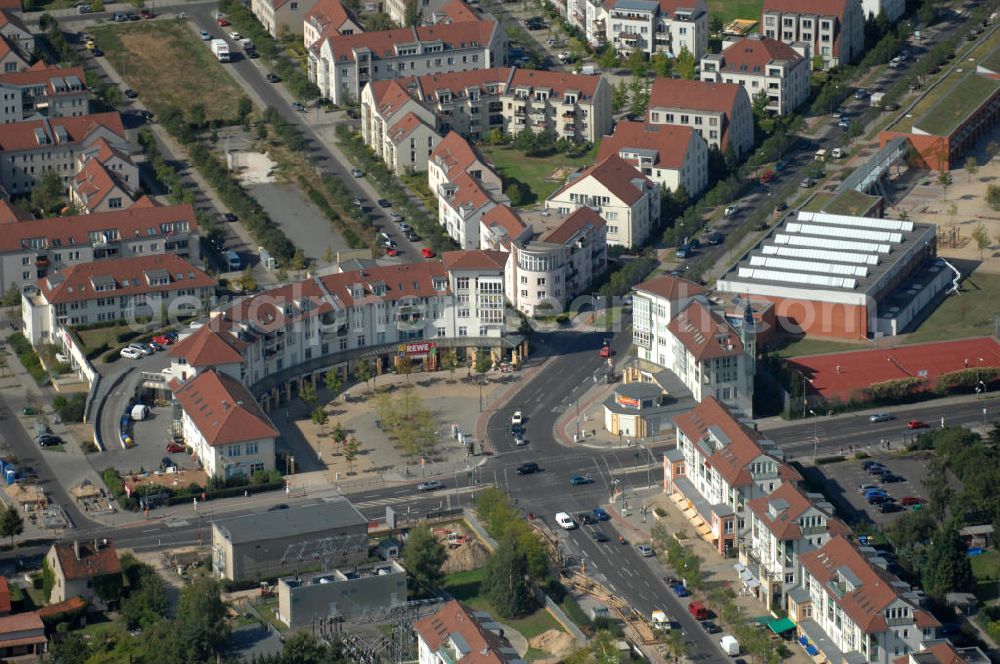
[140,8,154,18]
[397,222,413,232]
[869,413,894,422]
[701,621,721,634]
[868,494,893,505]
[878,501,902,513]
[120,347,143,359]
[592,507,610,521]
[390,211,404,222]
[854,88,867,99]
[351,168,364,177]
[147,341,165,352]
[862,461,885,471]
[421,248,436,258]
[578,512,597,525]
[708,232,725,245]
[268,504,290,511]
[161,457,177,471]
[555,512,576,529]
[880,473,905,483]
[404,230,420,241]
[671,584,690,597]
[636,544,654,557]
[907,419,930,429]
[91,48,104,57]
[384,247,399,257]
[292,102,306,112]
[676,244,694,258]
[418,480,443,491]
[570,474,593,485]
[36,433,62,446]
[724,204,738,217]
[516,462,539,475]
[511,411,523,426]
[152,335,173,345]
[377,199,391,208]
[858,484,881,494]
[166,442,186,453]
[124,88,138,99]
[265,72,281,82]
[200,30,211,40]
[513,434,527,446]
[900,496,925,506]
[800,178,816,188]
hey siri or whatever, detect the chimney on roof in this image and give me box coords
[73,540,81,560]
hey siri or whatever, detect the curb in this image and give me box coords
[474,353,554,454]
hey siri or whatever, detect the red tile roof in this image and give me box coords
[414,600,519,664]
[649,78,743,115]
[0,36,24,66]
[326,20,499,64]
[0,204,198,253]
[168,323,246,367]
[52,541,121,582]
[0,0,21,11]
[0,611,44,643]
[657,0,706,16]
[412,67,512,101]
[436,0,478,23]
[800,536,916,633]
[0,112,124,152]
[39,254,215,305]
[480,204,527,242]
[745,482,848,541]
[0,199,30,223]
[762,0,850,18]
[510,68,602,99]
[369,79,419,122]
[443,172,492,211]
[554,154,651,205]
[171,369,278,446]
[0,63,86,93]
[430,131,491,180]
[442,249,507,270]
[0,578,9,615]
[597,121,697,171]
[306,0,356,33]
[666,300,744,361]
[542,206,605,244]
[36,597,87,619]
[387,111,435,143]
[634,274,707,301]
[71,157,127,209]
[85,136,131,165]
[719,36,803,71]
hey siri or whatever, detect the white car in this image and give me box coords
[724,205,738,217]
[120,347,143,359]
[128,343,152,356]
[555,512,576,529]
[55,353,70,365]
[200,30,211,40]
[229,31,243,41]
[511,411,523,426]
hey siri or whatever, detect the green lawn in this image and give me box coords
[89,20,247,124]
[771,336,868,359]
[915,75,1000,136]
[707,0,763,25]
[905,272,1000,344]
[480,144,598,207]
[442,569,564,643]
[972,550,1000,602]
[76,325,130,354]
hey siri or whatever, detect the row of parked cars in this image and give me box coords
[858,460,924,513]
[119,332,178,359]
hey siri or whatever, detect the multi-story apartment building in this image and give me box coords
[385,0,475,30]
[252,0,315,39]
[647,78,754,158]
[761,0,864,68]
[605,0,707,59]
[308,19,506,105]
[172,369,278,480]
[0,204,200,291]
[861,0,904,22]
[164,253,519,412]
[22,253,216,346]
[631,275,754,412]
[700,35,810,116]
[68,155,137,213]
[0,64,89,123]
[416,600,526,664]
[664,396,799,556]
[409,68,511,141]
[745,482,849,612]
[502,68,611,144]
[0,112,127,195]
[596,120,708,195]
[438,171,496,249]
[547,154,660,248]
[428,131,502,201]
[303,0,361,49]
[360,79,441,172]
[583,0,607,48]
[791,536,940,663]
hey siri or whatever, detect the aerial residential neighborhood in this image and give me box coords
[0,0,994,662]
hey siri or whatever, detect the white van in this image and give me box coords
[555,512,576,529]
[131,404,150,421]
[225,250,241,271]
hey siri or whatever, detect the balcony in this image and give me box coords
[561,110,575,118]
[561,123,576,134]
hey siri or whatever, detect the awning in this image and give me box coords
[740,570,754,582]
[806,645,820,657]
[733,562,746,573]
[696,522,712,537]
[768,617,796,634]
[746,578,761,589]
[798,636,809,647]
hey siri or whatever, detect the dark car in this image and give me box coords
[878,501,902,513]
[224,213,238,222]
[592,530,609,542]
[868,494,893,505]
[516,462,539,475]
[265,73,281,83]
[36,434,62,447]
[124,89,138,99]
[880,473,905,483]
[578,512,597,525]
[161,456,177,470]
[377,199,391,208]
[700,621,721,634]
[862,460,884,470]
[268,503,290,511]
[91,48,104,57]
[404,230,420,242]
[708,232,725,245]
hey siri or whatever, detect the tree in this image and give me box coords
[121,565,169,630]
[175,578,229,662]
[923,521,974,599]
[0,504,23,548]
[988,140,1000,160]
[973,223,991,259]
[627,47,646,78]
[324,370,341,397]
[323,246,335,264]
[355,359,372,390]
[240,266,257,291]
[708,14,723,34]
[751,89,769,122]
[188,103,207,128]
[237,95,253,123]
[48,632,89,664]
[628,77,649,117]
[404,0,420,26]
[938,171,953,200]
[664,628,688,664]
[403,525,447,596]
[598,46,620,71]
[311,407,328,435]
[513,128,536,152]
[674,46,696,79]
[965,155,979,182]
[505,182,526,206]
[650,52,673,78]
[925,456,952,521]
[30,171,64,215]
[290,249,306,271]
[441,348,459,379]
[281,632,331,664]
[299,380,317,408]
[474,352,493,375]
[482,533,537,618]
[343,436,361,474]
[987,184,1000,211]
[612,80,628,113]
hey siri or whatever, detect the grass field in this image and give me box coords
[442,568,564,643]
[905,272,1000,344]
[770,336,867,359]
[89,20,246,124]
[76,325,130,354]
[480,145,598,206]
[707,0,762,25]
[972,549,1000,602]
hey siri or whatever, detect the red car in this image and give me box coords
[152,334,173,345]
[217,17,230,25]
[907,419,930,430]
[421,248,436,258]
[166,442,186,453]
[599,344,612,358]
[900,496,925,506]
[385,247,399,256]
[140,8,154,18]
[759,169,774,184]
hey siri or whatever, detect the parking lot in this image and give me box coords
[104,405,199,477]
[817,454,939,526]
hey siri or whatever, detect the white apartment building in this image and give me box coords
[69,156,136,213]
[385,0,477,30]
[791,536,940,663]
[428,131,502,203]
[596,120,708,195]
[631,275,754,412]
[664,396,799,556]
[410,67,511,141]
[745,482,849,612]
[0,64,88,124]
[438,171,495,249]
[861,0,904,22]
[700,35,810,116]
[415,600,526,664]
[0,112,128,195]
[761,0,864,68]
[303,0,362,49]
[360,80,441,172]
[605,0,707,59]
[172,369,278,480]
[308,19,506,105]
[22,253,216,346]
[647,78,754,158]
[583,0,608,48]
[547,154,660,249]
[0,204,200,291]
[252,0,316,38]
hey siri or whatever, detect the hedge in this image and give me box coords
[164,479,284,506]
[815,455,846,465]
[9,333,47,384]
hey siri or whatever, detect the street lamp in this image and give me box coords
[810,409,819,460]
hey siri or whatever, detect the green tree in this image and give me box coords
[121,565,169,630]
[925,456,952,521]
[514,128,536,152]
[343,436,361,474]
[403,525,447,596]
[987,184,1000,211]
[505,182,526,206]
[298,379,317,409]
[175,578,229,662]
[441,348,459,379]
[355,359,372,389]
[972,223,991,258]
[627,47,646,78]
[404,0,420,26]
[240,266,257,291]
[938,171,953,200]
[965,155,979,182]
[708,14,724,34]
[474,352,493,375]
[612,80,628,112]
[628,77,649,117]
[48,632,89,664]
[324,370,341,397]
[674,46,696,79]
[0,504,23,548]
[311,407,328,436]
[281,632,331,664]
[598,46,619,70]
[482,533,537,618]
[290,249,307,270]
[30,171,64,215]
[237,95,253,123]
[923,521,974,599]
[650,52,673,78]
[188,103,207,129]
[664,628,687,663]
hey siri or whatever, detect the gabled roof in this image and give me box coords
[657,0,706,16]
[633,274,707,301]
[510,68,602,99]
[596,121,697,171]
[0,611,44,641]
[480,204,527,244]
[666,300,744,362]
[86,136,131,165]
[0,35,25,67]
[435,0,478,23]
[443,172,492,212]
[746,482,849,541]
[0,10,30,37]
[412,67,512,101]
[306,0,357,33]
[387,111,435,144]
[71,157,128,209]
[171,369,278,446]
[541,206,605,244]
[648,78,744,115]
[430,131,490,179]
[414,600,522,664]
[369,79,418,121]
[0,199,30,223]
[168,323,246,367]
[718,36,803,71]
[553,154,652,205]
[0,63,86,94]
[442,249,507,270]
[51,541,121,581]
[0,112,124,152]
[39,254,215,305]
[323,19,498,64]
[762,0,850,18]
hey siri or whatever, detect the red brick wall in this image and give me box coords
[752,295,871,340]
[880,131,950,171]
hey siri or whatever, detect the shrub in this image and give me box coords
[9,333,46,383]
[854,451,870,460]
[53,393,87,423]
[815,455,846,465]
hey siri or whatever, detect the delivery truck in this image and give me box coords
[211,39,230,62]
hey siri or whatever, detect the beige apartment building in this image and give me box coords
[596,120,708,195]
[700,35,810,116]
[646,78,754,158]
[761,0,863,68]
[0,64,89,124]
